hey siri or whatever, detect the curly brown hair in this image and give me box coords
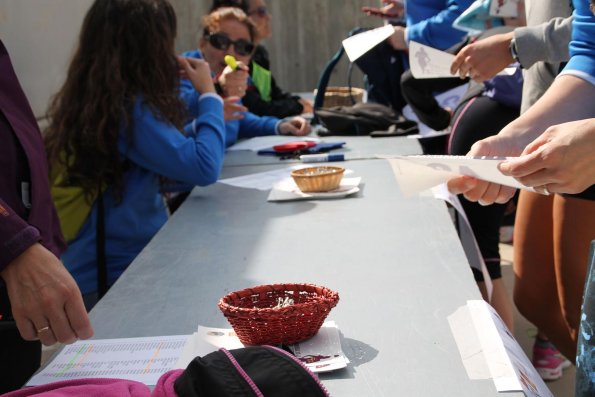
[44,0,186,201]
[202,7,258,43]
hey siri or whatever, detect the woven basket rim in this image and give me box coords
[218,283,339,315]
[290,166,345,178]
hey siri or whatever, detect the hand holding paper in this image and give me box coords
[383,155,534,201]
[410,41,516,80]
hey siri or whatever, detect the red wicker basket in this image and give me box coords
[218,283,339,345]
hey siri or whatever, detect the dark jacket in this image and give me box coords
[0,40,65,273]
[244,45,305,118]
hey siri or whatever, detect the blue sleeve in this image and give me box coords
[562,1,595,84]
[237,111,279,139]
[120,96,226,186]
[180,78,202,120]
[406,0,474,49]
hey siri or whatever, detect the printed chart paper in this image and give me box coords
[27,335,190,386]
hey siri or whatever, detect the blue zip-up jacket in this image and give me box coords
[180,49,280,147]
[560,0,595,85]
[405,0,474,50]
[62,94,225,294]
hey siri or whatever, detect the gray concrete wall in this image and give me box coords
[1,0,382,118]
[0,0,94,118]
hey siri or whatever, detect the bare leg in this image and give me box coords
[512,192,575,359]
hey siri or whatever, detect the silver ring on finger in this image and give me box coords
[538,184,551,196]
[37,325,51,334]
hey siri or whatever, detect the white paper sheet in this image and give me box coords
[218,166,304,191]
[489,0,519,17]
[409,41,516,79]
[227,136,320,152]
[383,155,533,197]
[342,24,395,62]
[448,301,553,396]
[176,323,348,373]
[28,335,190,386]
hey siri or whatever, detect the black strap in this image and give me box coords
[96,190,108,298]
[313,27,368,114]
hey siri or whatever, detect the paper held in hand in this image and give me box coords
[409,41,516,79]
[382,155,535,197]
[342,24,395,62]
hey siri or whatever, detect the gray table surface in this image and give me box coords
[223,135,422,167]
[89,152,517,396]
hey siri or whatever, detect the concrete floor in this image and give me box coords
[499,242,576,397]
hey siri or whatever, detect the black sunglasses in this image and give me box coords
[205,32,255,56]
[248,6,268,17]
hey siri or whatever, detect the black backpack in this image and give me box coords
[315,102,418,136]
[174,346,331,397]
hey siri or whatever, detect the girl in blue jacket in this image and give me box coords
[44,0,226,308]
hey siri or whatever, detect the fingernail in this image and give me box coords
[478,200,489,206]
[498,162,510,173]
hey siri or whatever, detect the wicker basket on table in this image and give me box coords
[320,86,365,108]
[218,283,340,345]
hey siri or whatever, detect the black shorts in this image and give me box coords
[563,184,595,201]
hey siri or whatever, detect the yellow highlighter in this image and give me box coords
[224,55,238,70]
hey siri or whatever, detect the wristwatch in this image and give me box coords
[509,37,521,65]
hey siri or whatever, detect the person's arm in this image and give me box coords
[514,16,572,68]
[450,17,572,81]
[237,111,280,139]
[448,74,595,203]
[0,198,93,346]
[121,94,226,187]
[406,0,474,49]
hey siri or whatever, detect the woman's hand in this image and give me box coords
[178,57,216,94]
[499,118,595,194]
[218,62,249,98]
[447,132,527,205]
[278,116,311,136]
[450,32,515,82]
[223,96,247,121]
[0,243,94,346]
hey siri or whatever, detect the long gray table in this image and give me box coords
[89,144,520,395]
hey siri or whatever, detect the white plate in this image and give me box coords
[268,177,361,202]
[295,185,360,199]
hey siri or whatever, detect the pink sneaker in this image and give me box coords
[532,343,572,381]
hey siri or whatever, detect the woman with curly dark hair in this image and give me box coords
[45,0,226,308]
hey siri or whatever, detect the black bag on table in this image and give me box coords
[316,102,418,136]
[174,346,330,397]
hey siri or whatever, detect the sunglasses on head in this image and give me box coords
[205,32,255,56]
[248,6,268,17]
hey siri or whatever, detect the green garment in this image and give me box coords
[50,160,100,242]
[251,61,272,102]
